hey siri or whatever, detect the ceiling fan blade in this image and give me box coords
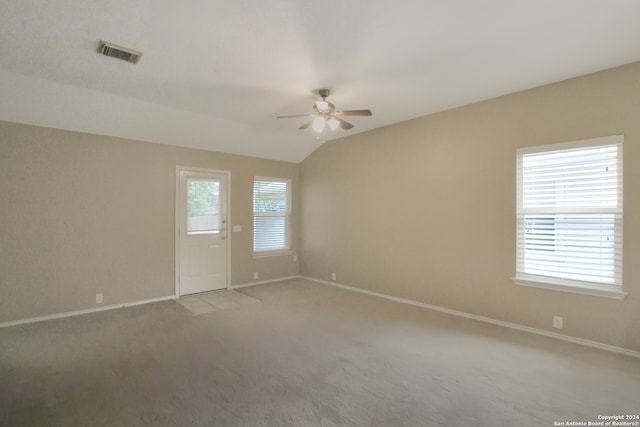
[338,118,354,130]
[298,121,313,130]
[277,114,316,119]
[336,109,372,117]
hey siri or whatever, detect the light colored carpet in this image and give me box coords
[1,278,638,426]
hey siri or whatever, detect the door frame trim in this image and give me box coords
[175,166,231,297]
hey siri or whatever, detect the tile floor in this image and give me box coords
[176,289,261,315]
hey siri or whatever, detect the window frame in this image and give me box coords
[513,135,626,300]
[252,176,292,257]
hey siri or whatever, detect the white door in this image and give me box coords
[177,169,228,295]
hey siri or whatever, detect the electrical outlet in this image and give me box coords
[331,272,336,281]
[553,316,563,329]
[96,293,103,304]
[253,272,259,280]
[293,254,297,262]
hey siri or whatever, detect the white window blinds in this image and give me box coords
[516,136,623,289]
[253,178,291,253]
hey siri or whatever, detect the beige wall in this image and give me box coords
[300,62,640,351]
[0,121,299,322]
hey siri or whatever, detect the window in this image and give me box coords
[253,177,291,254]
[186,179,220,234]
[514,135,625,299]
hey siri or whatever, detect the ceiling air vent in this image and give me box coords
[98,41,142,64]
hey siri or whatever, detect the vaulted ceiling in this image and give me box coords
[1,1,639,162]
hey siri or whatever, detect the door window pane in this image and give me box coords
[187,179,220,234]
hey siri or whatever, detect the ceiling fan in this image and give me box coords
[277,89,372,133]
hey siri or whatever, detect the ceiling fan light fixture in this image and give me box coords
[328,117,340,131]
[314,100,330,113]
[312,116,326,132]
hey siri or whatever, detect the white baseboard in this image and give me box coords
[0,274,300,329]
[4,275,638,359]
[231,275,301,289]
[301,276,640,359]
[0,295,176,329]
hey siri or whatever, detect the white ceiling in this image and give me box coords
[1,1,639,163]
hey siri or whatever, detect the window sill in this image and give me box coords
[253,250,294,259]
[513,275,627,300]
